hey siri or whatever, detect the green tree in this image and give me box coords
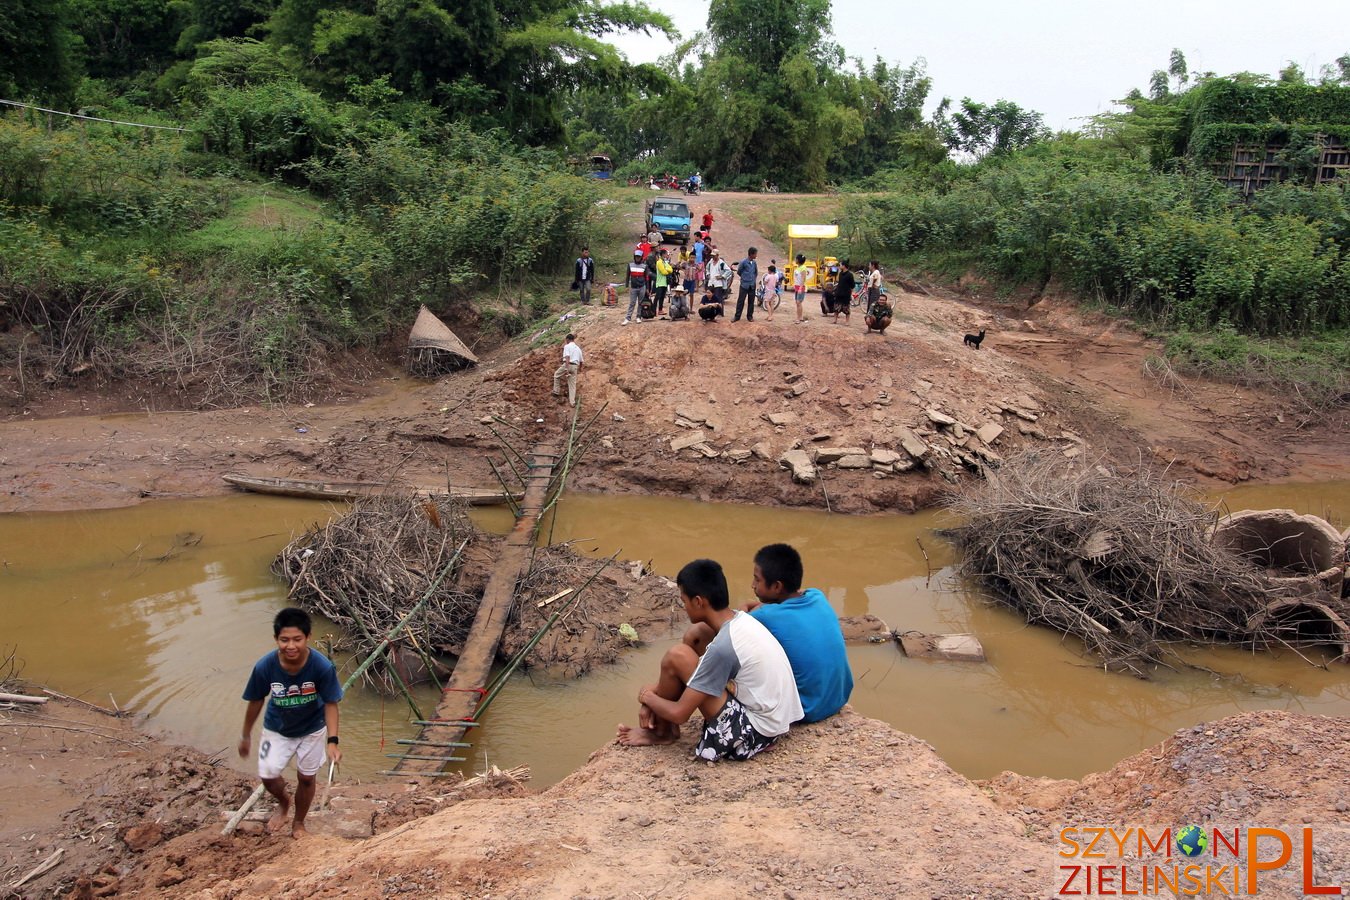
[69,0,184,81]
[263,0,673,143]
[0,0,81,104]
[941,98,1048,159]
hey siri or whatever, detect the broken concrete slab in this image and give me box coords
[896,428,929,461]
[836,454,871,469]
[926,408,957,427]
[767,411,799,426]
[723,449,752,463]
[999,403,1039,422]
[899,632,986,662]
[814,446,867,464]
[870,449,903,466]
[695,443,720,458]
[975,422,1004,445]
[675,407,706,424]
[671,431,709,452]
[751,441,775,461]
[838,614,892,642]
[778,448,817,484]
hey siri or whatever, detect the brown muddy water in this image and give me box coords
[2,485,1347,790]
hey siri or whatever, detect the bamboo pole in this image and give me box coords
[221,784,265,836]
[475,550,619,717]
[338,542,466,693]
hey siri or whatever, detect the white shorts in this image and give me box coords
[258,727,326,779]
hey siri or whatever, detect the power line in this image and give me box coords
[0,99,186,132]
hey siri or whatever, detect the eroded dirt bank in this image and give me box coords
[3,192,1348,516]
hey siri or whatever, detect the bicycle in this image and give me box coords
[851,283,866,308]
[757,285,781,312]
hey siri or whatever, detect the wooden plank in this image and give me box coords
[392,444,558,775]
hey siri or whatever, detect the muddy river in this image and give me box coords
[3,485,1348,788]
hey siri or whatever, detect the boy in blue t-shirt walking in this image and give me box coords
[239,607,343,837]
[746,543,853,723]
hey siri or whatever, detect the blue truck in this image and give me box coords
[645,196,692,245]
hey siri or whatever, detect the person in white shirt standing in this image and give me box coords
[552,333,583,406]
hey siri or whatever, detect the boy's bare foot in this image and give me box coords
[616,723,677,747]
[266,800,291,833]
[291,822,308,840]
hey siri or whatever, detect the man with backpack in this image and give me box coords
[705,250,733,306]
[623,249,650,325]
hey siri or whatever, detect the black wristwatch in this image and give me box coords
[327,735,339,745]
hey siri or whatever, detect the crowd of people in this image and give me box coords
[571,211,895,334]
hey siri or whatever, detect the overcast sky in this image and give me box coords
[607,0,1348,131]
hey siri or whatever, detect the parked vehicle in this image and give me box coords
[782,224,840,294]
[586,155,613,179]
[646,196,692,244]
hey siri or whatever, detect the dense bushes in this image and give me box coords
[846,140,1350,335]
[0,96,597,402]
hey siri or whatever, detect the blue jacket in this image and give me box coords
[737,257,758,285]
[750,588,853,723]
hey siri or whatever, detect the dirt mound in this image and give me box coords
[71,709,1348,899]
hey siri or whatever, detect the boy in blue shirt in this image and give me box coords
[239,607,343,837]
[746,544,853,723]
[617,559,801,760]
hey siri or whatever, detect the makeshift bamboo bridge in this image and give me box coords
[383,403,611,777]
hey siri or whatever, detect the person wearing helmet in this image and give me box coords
[624,249,649,325]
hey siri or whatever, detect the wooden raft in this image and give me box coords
[391,443,559,776]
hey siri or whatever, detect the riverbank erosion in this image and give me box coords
[3,201,1349,515]
[3,698,1345,898]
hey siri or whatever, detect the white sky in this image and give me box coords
[607,0,1348,131]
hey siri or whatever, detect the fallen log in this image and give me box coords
[0,691,48,705]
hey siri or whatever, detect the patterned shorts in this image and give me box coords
[693,695,778,761]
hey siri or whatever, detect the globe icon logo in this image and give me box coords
[1176,825,1208,858]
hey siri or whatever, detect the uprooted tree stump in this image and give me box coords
[942,452,1348,675]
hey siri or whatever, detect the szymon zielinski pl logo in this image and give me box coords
[1056,825,1343,895]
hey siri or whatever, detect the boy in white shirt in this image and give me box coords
[617,558,802,761]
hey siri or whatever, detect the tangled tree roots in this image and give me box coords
[943,452,1283,676]
[274,493,480,691]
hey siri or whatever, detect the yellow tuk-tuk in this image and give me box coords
[784,224,840,295]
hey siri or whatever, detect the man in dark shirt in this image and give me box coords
[733,247,759,322]
[829,260,856,324]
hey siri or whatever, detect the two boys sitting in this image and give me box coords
[617,544,853,761]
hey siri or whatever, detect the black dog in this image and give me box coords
[963,328,986,350]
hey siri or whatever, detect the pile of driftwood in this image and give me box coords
[274,493,481,691]
[944,453,1280,675]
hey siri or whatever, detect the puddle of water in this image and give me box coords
[3,486,1347,790]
